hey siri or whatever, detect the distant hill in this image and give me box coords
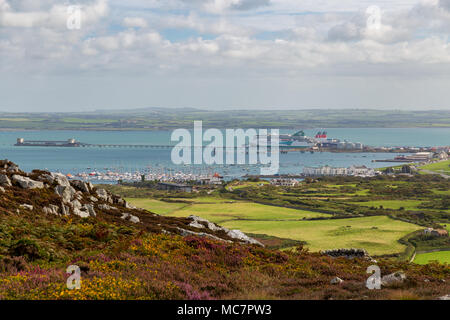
[0,109,449,130]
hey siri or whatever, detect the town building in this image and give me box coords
[303,165,375,177]
[424,228,449,237]
[270,178,300,187]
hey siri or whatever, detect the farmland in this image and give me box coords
[420,160,450,175]
[414,251,450,265]
[119,174,450,261]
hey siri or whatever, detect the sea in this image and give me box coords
[0,128,448,182]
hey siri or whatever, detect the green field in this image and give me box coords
[126,198,188,215]
[420,160,450,174]
[128,198,328,223]
[351,200,423,211]
[414,251,450,265]
[127,197,421,256]
[220,216,421,256]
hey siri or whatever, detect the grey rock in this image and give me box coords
[71,180,91,193]
[40,172,70,187]
[438,294,450,300]
[0,186,5,193]
[129,215,140,223]
[176,227,232,243]
[187,215,263,246]
[7,165,19,173]
[330,277,344,285]
[19,204,34,211]
[96,188,109,201]
[189,220,205,229]
[42,205,60,215]
[55,185,76,204]
[226,229,263,246]
[84,204,96,217]
[0,174,12,187]
[12,175,44,189]
[120,212,140,224]
[381,272,407,287]
[98,204,118,211]
[61,203,69,216]
[125,201,136,209]
[89,196,98,202]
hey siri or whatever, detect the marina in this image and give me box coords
[2,128,449,182]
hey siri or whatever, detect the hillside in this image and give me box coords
[0,160,449,300]
[0,109,450,130]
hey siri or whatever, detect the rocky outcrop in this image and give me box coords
[0,160,265,247]
[55,185,76,204]
[40,172,70,187]
[96,189,112,203]
[42,205,60,215]
[98,204,118,211]
[0,174,12,187]
[381,272,407,287]
[12,175,44,189]
[188,215,263,246]
[177,227,232,243]
[71,180,91,193]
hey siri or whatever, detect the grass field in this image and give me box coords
[220,216,421,256]
[127,197,422,255]
[126,198,188,215]
[414,251,450,265]
[127,198,328,223]
[420,160,450,174]
[350,200,423,211]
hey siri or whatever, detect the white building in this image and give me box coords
[270,178,300,187]
[303,165,375,177]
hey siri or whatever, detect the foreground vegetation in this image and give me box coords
[1,163,448,300]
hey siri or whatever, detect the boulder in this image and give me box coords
[89,196,98,202]
[330,277,344,285]
[84,204,96,217]
[7,165,19,173]
[96,189,112,203]
[0,186,5,193]
[19,204,34,211]
[60,203,70,216]
[42,205,59,215]
[381,272,407,287]
[98,204,118,211]
[226,229,263,246]
[187,215,263,246]
[188,215,222,232]
[71,180,91,193]
[438,295,450,300]
[12,175,44,189]
[121,213,140,224]
[0,174,12,187]
[55,185,76,204]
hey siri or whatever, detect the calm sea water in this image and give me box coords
[0,128,448,180]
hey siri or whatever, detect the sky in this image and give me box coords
[1,0,450,112]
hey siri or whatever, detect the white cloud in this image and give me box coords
[123,17,148,28]
[1,0,450,110]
